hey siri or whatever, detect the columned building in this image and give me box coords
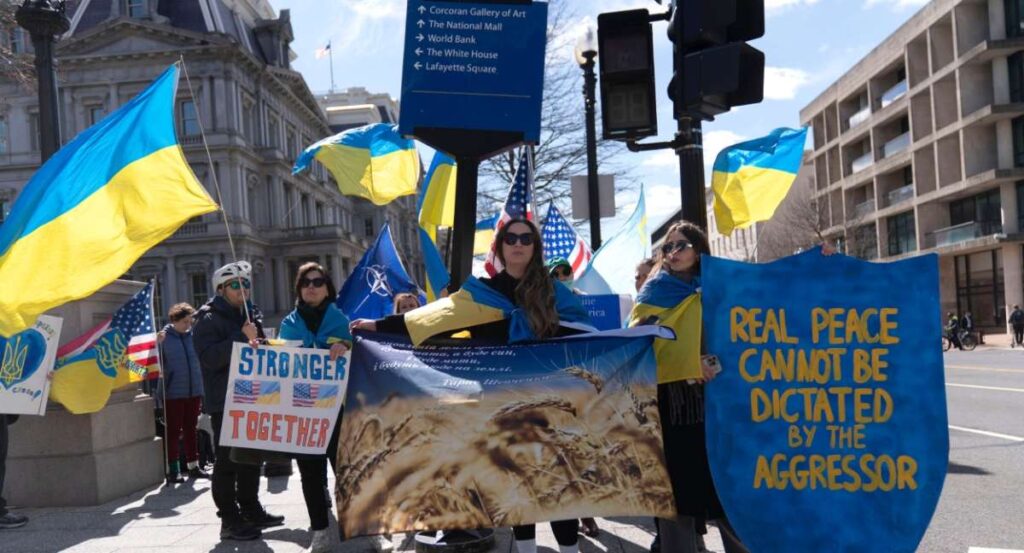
[0,0,423,326]
[800,0,1024,333]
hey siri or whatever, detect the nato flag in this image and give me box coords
[337,223,422,320]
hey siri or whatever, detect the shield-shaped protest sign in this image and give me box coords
[702,249,948,553]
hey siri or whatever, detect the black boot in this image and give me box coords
[220,520,261,541]
[243,506,285,528]
[165,472,185,486]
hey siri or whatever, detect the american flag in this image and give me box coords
[483,149,535,276]
[114,281,159,379]
[292,383,339,408]
[542,204,592,279]
[232,378,278,403]
[315,41,331,59]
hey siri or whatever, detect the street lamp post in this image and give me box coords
[16,0,70,163]
[575,27,602,250]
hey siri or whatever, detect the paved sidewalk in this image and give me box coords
[0,466,726,552]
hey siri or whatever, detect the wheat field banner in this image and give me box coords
[338,327,675,537]
[0,315,62,416]
[219,343,351,455]
[701,248,948,553]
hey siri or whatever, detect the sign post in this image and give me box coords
[399,0,548,288]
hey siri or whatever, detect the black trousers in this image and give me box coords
[513,520,578,546]
[210,412,261,523]
[1014,325,1023,345]
[0,416,7,516]
[296,410,342,532]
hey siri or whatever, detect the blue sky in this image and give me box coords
[275,0,930,235]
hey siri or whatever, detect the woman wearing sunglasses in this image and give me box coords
[351,218,594,553]
[278,262,352,553]
[630,221,747,553]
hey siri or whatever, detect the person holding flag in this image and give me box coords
[192,262,283,542]
[157,302,208,485]
[351,219,595,553]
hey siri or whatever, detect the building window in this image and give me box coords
[364,218,374,237]
[1007,0,1024,38]
[189,271,209,307]
[315,202,324,225]
[301,194,311,226]
[180,100,199,136]
[0,199,6,225]
[0,116,8,154]
[1014,116,1024,167]
[286,125,297,158]
[267,115,280,149]
[1011,53,1024,103]
[28,113,39,152]
[950,189,1002,234]
[152,277,165,326]
[886,211,916,256]
[851,224,878,260]
[241,95,256,143]
[88,106,105,126]
[1017,181,1024,231]
[955,249,1006,328]
[8,29,25,54]
[123,0,148,18]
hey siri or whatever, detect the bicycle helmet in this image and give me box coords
[212,261,252,290]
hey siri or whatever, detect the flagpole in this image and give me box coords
[329,42,336,93]
[152,277,171,481]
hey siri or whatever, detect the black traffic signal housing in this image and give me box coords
[668,0,766,120]
[597,9,658,141]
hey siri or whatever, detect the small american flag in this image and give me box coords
[234,380,260,404]
[293,383,339,408]
[542,204,592,280]
[483,149,535,276]
[113,281,159,380]
[315,42,331,59]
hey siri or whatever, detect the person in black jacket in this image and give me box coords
[352,219,593,553]
[0,415,26,529]
[1010,305,1024,347]
[192,261,283,542]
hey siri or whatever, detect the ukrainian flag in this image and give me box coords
[256,381,282,405]
[418,151,456,232]
[473,213,499,256]
[314,384,339,409]
[419,227,450,302]
[404,277,592,346]
[0,64,218,337]
[711,127,808,235]
[629,272,702,383]
[293,123,419,206]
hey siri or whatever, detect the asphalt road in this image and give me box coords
[918,348,1024,553]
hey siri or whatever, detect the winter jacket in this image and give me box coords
[192,296,265,413]
[159,324,204,400]
[1009,309,1024,327]
[279,302,352,349]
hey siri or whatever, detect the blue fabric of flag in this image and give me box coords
[336,224,421,320]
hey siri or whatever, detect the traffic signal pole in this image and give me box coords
[676,116,708,231]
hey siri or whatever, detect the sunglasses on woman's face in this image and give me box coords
[300,277,327,289]
[661,240,692,256]
[503,232,534,246]
[227,279,251,290]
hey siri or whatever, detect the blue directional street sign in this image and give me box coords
[398,0,549,144]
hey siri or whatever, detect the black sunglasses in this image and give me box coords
[300,276,327,288]
[503,232,534,246]
[661,240,692,256]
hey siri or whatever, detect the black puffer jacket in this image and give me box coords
[192,296,265,413]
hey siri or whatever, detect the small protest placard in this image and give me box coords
[0,315,62,416]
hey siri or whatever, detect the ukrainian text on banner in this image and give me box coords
[337,328,675,537]
[702,249,948,553]
[220,343,350,455]
[0,315,62,416]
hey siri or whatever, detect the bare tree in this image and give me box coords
[477,3,634,219]
[0,1,38,90]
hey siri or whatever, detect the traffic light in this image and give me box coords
[597,9,658,141]
[668,0,765,120]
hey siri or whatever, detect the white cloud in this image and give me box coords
[864,0,929,9]
[644,184,682,221]
[766,0,820,13]
[641,150,678,168]
[764,67,812,100]
[703,130,748,171]
[318,0,405,56]
[348,0,404,19]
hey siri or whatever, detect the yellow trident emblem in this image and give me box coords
[0,336,29,388]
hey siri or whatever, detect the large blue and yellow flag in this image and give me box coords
[404,277,593,346]
[293,123,419,206]
[0,64,218,337]
[711,127,808,235]
[575,186,650,295]
[628,271,702,383]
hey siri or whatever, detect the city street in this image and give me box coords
[919,347,1024,553]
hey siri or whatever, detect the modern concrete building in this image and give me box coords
[800,0,1024,333]
[0,0,424,326]
[318,86,399,133]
